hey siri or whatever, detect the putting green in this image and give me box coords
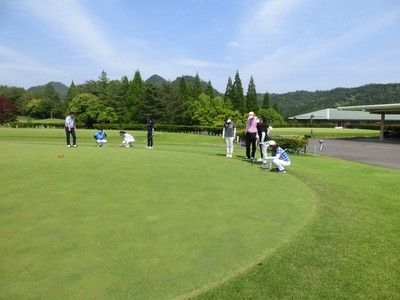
[0,129,315,299]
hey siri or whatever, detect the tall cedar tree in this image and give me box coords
[65,81,77,109]
[127,70,145,122]
[261,91,271,109]
[97,70,109,106]
[232,71,246,114]
[205,81,214,98]
[246,75,258,113]
[224,77,234,102]
[116,76,131,123]
[191,73,203,98]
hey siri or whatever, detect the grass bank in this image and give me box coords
[194,156,400,299]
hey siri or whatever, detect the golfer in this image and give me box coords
[93,129,107,147]
[222,117,236,158]
[245,111,258,160]
[65,111,77,148]
[266,140,291,173]
[119,130,135,147]
[257,116,273,163]
[146,117,154,149]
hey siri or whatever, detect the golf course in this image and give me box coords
[1,127,399,299]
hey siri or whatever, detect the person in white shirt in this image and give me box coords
[265,140,291,173]
[65,112,77,147]
[119,131,135,147]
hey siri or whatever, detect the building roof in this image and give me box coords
[337,103,400,114]
[288,108,400,121]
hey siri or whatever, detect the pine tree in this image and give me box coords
[65,81,77,108]
[191,72,203,98]
[261,91,270,109]
[205,81,214,98]
[232,71,246,114]
[127,70,145,122]
[246,75,258,113]
[224,77,234,102]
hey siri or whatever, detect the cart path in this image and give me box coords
[305,138,400,170]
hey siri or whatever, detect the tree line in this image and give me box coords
[1,69,399,126]
[0,70,283,127]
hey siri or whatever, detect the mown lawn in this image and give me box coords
[194,155,400,299]
[1,127,398,299]
[0,128,313,299]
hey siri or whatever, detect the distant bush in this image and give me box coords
[236,131,309,154]
[94,123,224,135]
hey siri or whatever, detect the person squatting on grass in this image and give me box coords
[65,111,77,148]
[256,116,273,163]
[146,117,154,149]
[267,140,291,173]
[93,129,107,147]
[245,111,258,160]
[119,130,135,147]
[222,117,236,158]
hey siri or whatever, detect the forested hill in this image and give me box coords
[25,79,400,119]
[269,83,400,117]
[28,81,69,99]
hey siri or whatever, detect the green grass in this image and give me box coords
[0,128,314,299]
[0,127,398,299]
[194,156,400,299]
[270,127,379,139]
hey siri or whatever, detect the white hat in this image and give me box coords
[226,118,232,123]
[248,111,254,116]
[267,140,276,146]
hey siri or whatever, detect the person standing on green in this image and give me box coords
[65,111,77,148]
[222,117,236,158]
[146,117,154,149]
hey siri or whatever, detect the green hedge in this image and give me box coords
[93,123,224,135]
[274,136,309,154]
[237,131,309,154]
[7,122,66,129]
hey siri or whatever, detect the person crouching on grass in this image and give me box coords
[267,140,291,173]
[119,130,135,147]
[93,129,107,147]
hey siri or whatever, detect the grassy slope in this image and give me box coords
[194,156,400,299]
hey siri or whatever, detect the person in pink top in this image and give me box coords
[245,111,258,160]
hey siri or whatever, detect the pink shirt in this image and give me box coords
[246,117,258,133]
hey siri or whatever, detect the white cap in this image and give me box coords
[267,140,276,146]
[248,111,254,117]
[227,118,232,123]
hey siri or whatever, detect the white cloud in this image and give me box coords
[0,44,64,75]
[241,0,304,37]
[22,0,118,65]
[240,3,400,92]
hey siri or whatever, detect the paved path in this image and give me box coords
[305,138,400,170]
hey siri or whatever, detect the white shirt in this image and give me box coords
[123,133,134,143]
[65,115,75,129]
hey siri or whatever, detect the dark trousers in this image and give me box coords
[147,133,153,147]
[65,127,76,146]
[245,132,257,159]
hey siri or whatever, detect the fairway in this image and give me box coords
[0,128,315,299]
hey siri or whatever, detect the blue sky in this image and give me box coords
[1,0,400,93]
